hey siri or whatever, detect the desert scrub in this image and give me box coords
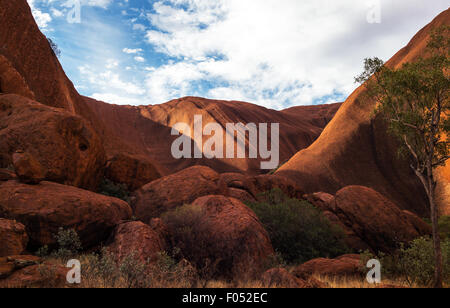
[51,228,82,261]
[161,205,225,280]
[361,237,450,287]
[98,178,131,203]
[246,189,348,264]
[79,248,196,288]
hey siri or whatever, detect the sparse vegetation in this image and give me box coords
[246,189,348,264]
[361,237,450,287]
[161,205,242,281]
[47,38,61,57]
[53,227,82,260]
[98,178,131,203]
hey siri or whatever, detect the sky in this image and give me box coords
[27,0,449,109]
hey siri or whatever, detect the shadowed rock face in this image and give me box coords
[277,9,450,216]
[0,95,106,190]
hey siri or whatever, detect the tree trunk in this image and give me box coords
[427,174,443,288]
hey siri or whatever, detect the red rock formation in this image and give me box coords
[132,166,222,222]
[0,0,342,182]
[304,187,431,253]
[0,94,106,190]
[0,256,67,288]
[12,151,45,185]
[85,96,341,177]
[104,154,161,191]
[185,195,274,278]
[277,9,450,216]
[334,186,430,253]
[0,0,96,118]
[108,221,167,263]
[0,169,16,182]
[0,219,28,257]
[293,254,362,279]
[132,165,306,222]
[0,180,132,249]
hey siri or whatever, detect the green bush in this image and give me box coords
[246,189,348,264]
[52,228,82,260]
[98,178,131,203]
[361,236,450,287]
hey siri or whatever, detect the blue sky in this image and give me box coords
[28,0,449,109]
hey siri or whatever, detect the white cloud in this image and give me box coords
[78,64,146,103]
[27,0,52,28]
[91,93,143,105]
[123,48,143,54]
[132,23,146,31]
[142,0,450,108]
[144,62,205,102]
[83,0,112,9]
[50,8,63,17]
[134,56,145,62]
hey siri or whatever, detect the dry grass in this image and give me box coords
[312,275,449,288]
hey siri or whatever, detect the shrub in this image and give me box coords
[119,252,149,288]
[161,205,221,279]
[361,237,450,287]
[161,205,254,280]
[52,228,82,260]
[82,248,120,288]
[98,178,131,203]
[47,38,61,57]
[246,189,348,264]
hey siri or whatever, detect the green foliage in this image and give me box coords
[355,26,449,172]
[99,178,131,203]
[246,189,348,264]
[361,237,450,287]
[52,228,82,260]
[36,245,49,258]
[47,38,61,57]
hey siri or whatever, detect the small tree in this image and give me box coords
[355,26,449,288]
